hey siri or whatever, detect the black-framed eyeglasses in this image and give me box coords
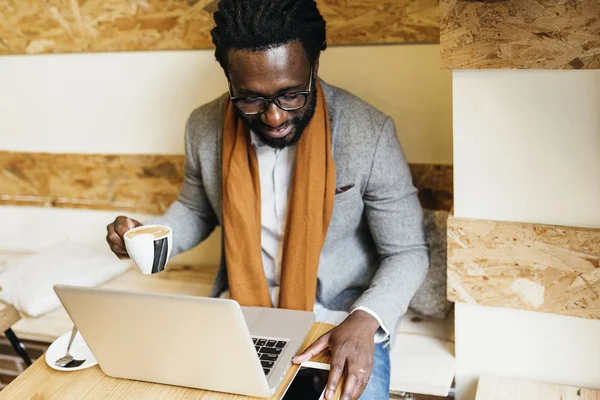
[228,68,313,115]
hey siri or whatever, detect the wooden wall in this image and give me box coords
[0,152,183,214]
[0,151,453,215]
[441,0,600,69]
[0,0,439,56]
[447,215,600,320]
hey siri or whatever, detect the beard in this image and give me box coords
[242,87,317,150]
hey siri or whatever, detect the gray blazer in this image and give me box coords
[150,80,429,338]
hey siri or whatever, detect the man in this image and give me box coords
[106,0,428,399]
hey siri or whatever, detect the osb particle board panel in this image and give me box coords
[0,152,453,215]
[320,0,439,46]
[440,0,600,69]
[0,152,185,215]
[447,215,600,319]
[0,0,439,56]
[476,375,600,400]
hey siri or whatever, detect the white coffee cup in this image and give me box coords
[124,225,172,274]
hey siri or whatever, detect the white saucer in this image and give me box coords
[45,330,98,371]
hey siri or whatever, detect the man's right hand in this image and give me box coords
[106,216,142,259]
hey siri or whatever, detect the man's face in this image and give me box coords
[227,41,317,149]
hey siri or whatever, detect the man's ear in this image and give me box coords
[313,56,320,77]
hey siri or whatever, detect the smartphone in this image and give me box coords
[281,361,330,400]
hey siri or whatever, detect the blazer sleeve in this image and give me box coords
[350,117,429,342]
[145,112,219,257]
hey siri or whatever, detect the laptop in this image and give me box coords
[53,285,315,398]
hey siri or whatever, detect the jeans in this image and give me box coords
[359,342,390,400]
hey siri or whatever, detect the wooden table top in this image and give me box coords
[1,322,341,400]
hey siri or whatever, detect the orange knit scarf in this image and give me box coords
[221,80,335,310]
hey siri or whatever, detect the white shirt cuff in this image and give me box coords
[351,306,390,344]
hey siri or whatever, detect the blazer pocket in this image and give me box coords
[331,183,363,231]
[335,184,355,195]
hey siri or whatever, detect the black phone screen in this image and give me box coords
[281,365,330,400]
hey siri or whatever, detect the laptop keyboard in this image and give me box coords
[252,337,288,377]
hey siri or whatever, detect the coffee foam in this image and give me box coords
[125,225,170,240]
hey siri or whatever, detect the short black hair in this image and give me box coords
[211,0,327,73]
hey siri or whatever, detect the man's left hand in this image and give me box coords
[292,310,380,400]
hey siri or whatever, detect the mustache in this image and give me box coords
[253,120,296,131]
